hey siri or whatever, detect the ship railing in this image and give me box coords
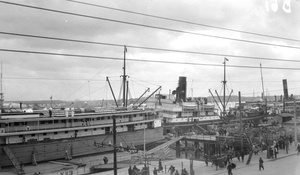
[2,115,160,133]
[143,115,159,120]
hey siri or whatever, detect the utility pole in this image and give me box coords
[0,62,3,116]
[239,91,243,152]
[144,126,146,164]
[294,100,298,146]
[113,115,117,175]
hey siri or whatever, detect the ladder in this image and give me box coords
[2,146,25,175]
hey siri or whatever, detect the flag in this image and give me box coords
[124,45,127,53]
[225,57,229,61]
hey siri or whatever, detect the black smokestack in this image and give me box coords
[283,79,289,100]
[176,77,186,102]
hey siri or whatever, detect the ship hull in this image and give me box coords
[0,127,163,167]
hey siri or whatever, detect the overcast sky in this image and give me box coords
[0,0,300,102]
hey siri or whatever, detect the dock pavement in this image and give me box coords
[0,142,298,175]
[96,142,298,175]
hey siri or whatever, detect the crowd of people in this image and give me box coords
[127,159,191,175]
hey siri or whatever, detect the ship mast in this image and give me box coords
[122,46,128,107]
[222,57,229,117]
[260,63,265,100]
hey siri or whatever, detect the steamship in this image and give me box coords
[0,106,163,167]
[0,52,163,173]
[147,77,220,134]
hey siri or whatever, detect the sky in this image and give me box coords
[0,0,300,102]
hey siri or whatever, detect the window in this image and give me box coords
[107,116,110,119]
[84,129,88,132]
[40,121,45,124]
[43,133,47,136]
[19,135,23,138]
[54,120,58,124]
[61,120,66,123]
[74,119,78,122]
[75,130,78,132]
[31,134,35,137]
[65,131,68,134]
[14,122,20,126]
[54,132,58,135]
[97,118,101,120]
[93,128,97,131]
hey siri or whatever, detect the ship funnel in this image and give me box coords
[176,76,186,102]
[282,79,289,101]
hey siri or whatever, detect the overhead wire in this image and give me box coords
[66,0,300,43]
[2,76,104,81]
[1,31,300,63]
[0,1,300,50]
[2,48,300,70]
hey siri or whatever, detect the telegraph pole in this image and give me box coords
[113,115,117,175]
[294,101,298,146]
[239,91,243,152]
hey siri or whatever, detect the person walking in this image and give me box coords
[285,139,289,154]
[168,165,175,175]
[236,151,240,161]
[128,166,132,175]
[289,135,293,144]
[153,167,158,175]
[204,154,208,166]
[240,151,244,163]
[259,157,264,171]
[227,163,233,175]
[274,146,278,159]
[158,159,163,172]
[297,143,300,156]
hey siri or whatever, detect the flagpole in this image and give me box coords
[50,95,53,108]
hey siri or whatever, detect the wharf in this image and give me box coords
[1,135,297,175]
[95,142,298,175]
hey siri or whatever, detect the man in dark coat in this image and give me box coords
[153,167,158,175]
[240,151,244,163]
[297,144,300,156]
[128,166,132,175]
[227,163,233,175]
[259,157,264,170]
[158,159,163,172]
[204,154,208,166]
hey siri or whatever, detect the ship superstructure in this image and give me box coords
[0,107,163,168]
